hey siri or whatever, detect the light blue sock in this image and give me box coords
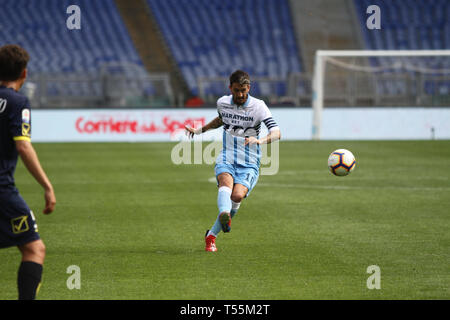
[217,186,232,214]
[210,216,222,236]
[209,186,232,237]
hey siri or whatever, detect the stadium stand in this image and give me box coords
[0,0,448,107]
[0,0,158,106]
[0,0,143,74]
[146,0,303,97]
[353,0,450,97]
[354,0,450,51]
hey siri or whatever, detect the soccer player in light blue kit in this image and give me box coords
[185,70,281,252]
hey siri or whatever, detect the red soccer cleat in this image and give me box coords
[205,231,217,252]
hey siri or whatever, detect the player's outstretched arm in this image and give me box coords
[15,140,56,214]
[245,128,281,146]
[185,116,223,138]
[260,128,281,144]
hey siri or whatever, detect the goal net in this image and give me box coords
[312,50,450,140]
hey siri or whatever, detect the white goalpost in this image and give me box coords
[312,50,450,140]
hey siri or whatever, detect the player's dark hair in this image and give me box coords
[0,44,30,81]
[229,70,250,86]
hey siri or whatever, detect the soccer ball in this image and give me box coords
[328,149,356,176]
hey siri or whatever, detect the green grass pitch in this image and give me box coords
[0,140,449,299]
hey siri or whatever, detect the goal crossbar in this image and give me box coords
[316,50,450,57]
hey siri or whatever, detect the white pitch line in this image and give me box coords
[277,171,449,181]
[207,177,450,191]
[257,183,450,192]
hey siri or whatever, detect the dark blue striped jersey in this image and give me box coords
[0,85,32,188]
[216,94,279,168]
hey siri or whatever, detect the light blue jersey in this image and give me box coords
[215,94,279,169]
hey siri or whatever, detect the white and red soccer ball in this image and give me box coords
[328,149,356,176]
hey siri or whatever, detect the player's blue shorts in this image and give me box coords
[0,186,40,249]
[215,162,260,197]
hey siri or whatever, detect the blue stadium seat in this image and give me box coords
[354,0,450,96]
[147,0,303,96]
[0,0,146,79]
[355,0,449,50]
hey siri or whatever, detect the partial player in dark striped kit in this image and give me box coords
[0,44,56,300]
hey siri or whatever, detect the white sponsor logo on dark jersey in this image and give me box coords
[0,98,7,113]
